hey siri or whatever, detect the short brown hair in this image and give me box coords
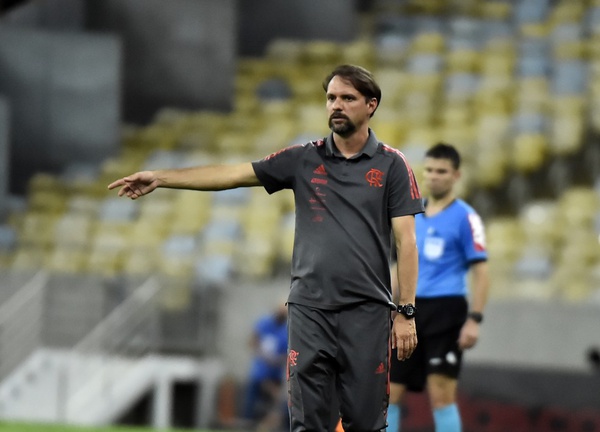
[322,64,381,117]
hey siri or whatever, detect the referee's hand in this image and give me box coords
[392,315,417,360]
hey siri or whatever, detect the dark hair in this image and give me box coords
[425,142,461,170]
[322,64,381,117]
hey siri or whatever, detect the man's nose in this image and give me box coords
[331,98,343,110]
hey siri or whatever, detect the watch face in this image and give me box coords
[399,304,416,317]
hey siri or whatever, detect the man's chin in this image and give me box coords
[330,125,355,137]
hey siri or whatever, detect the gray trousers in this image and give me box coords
[287,302,391,432]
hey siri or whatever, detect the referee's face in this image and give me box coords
[326,76,377,138]
[423,157,460,200]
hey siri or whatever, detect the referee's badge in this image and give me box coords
[424,236,445,259]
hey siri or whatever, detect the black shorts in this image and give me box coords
[390,296,468,392]
[287,302,391,432]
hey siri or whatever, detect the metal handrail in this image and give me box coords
[62,276,162,410]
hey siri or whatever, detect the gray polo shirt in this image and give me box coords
[252,130,424,310]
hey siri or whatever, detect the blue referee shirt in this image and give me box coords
[416,199,487,298]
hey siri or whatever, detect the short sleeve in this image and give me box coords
[387,152,424,218]
[252,144,303,194]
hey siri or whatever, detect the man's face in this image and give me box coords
[325,75,376,137]
[422,157,460,199]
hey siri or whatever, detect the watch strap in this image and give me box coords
[468,311,483,324]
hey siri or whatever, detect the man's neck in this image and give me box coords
[333,129,369,158]
[425,194,455,216]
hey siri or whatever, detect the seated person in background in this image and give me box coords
[243,302,288,431]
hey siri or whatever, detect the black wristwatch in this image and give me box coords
[468,311,484,324]
[397,303,417,319]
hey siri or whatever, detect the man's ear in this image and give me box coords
[368,98,378,115]
[454,169,462,181]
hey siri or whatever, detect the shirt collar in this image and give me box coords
[325,129,379,159]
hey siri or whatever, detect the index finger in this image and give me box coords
[107,178,126,190]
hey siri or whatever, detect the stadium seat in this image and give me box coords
[511,132,548,173]
[557,186,600,228]
[514,77,549,112]
[518,200,561,249]
[473,150,508,188]
[302,40,342,67]
[66,194,101,216]
[27,190,67,215]
[486,216,522,245]
[480,1,512,21]
[549,2,585,26]
[98,197,138,222]
[515,0,550,24]
[53,213,94,250]
[264,38,304,65]
[512,111,547,134]
[18,212,58,249]
[194,254,234,285]
[340,39,376,69]
[410,31,445,55]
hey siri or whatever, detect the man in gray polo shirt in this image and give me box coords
[109,64,424,432]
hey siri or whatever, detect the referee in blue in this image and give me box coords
[387,143,490,432]
[109,64,424,432]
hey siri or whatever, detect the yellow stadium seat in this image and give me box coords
[54,213,94,249]
[519,23,549,39]
[549,2,585,25]
[548,115,585,156]
[480,54,515,77]
[511,133,548,173]
[341,40,375,69]
[473,151,508,188]
[486,217,524,261]
[557,187,600,230]
[475,113,511,147]
[265,39,304,65]
[28,190,67,215]
[553,40,586,61]
[19,212,58,248]
[373,68,409,105]
[445,49,481,74]
[301,41,342,69]
[480,1,512,20]
[518,200,561,249]
[552,261,594,303]
[410,32,445,55]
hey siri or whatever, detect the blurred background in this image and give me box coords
[0,0,599,431]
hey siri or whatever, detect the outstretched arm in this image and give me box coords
[107,162,261,199]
